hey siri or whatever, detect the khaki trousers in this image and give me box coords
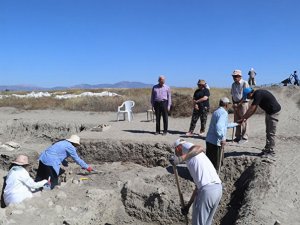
[234,103,249,140]
[265,112,280,150]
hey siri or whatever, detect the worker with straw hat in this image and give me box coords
[170,139,222,225]
[2,155,48,207]
[35,134,92,189]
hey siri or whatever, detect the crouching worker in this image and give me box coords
[3,155,48,207]
[35,134,92,189]
[170,139,222,225]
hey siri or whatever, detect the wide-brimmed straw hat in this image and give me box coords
[12,155,29,166]
[66,134,80,145]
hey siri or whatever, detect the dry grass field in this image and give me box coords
[0,87,231,117]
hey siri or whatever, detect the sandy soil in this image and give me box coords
[0,86,299,225]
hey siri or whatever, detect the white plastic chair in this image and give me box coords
[117,100,135,122]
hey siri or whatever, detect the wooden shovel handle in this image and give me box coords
[172,164,189,225]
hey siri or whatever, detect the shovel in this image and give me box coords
[217,145,224,175]
[172,164,189,225]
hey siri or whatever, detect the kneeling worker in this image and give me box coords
[35,134,93,189]
[3,155,48,207]
[170,139,222,225]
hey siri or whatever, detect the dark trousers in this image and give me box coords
[206,142,222,171]
[154,101,168,133]
[35,161,61,189]
[1,177,7,208]
[188,108,208,133]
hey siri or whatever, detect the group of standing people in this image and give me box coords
[150,67,257,138]
[230,69,281,156]
[150,76,211,137]
[167,68,281,225]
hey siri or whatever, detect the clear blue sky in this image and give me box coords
[0,0,299,88]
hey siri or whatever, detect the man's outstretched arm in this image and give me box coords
[169,145,204,166]
[182,145,205,161]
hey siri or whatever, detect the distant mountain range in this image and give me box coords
[0,81,154,92]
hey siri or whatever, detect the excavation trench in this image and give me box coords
[0,122,272,225]
[78,140,271,225]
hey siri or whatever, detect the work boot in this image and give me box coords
[233,137,241,143]
[261,148,275,158]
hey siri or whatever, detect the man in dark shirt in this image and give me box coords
[239,88,281,158]
[186,80,210,136]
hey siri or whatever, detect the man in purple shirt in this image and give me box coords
[151,75,172,135]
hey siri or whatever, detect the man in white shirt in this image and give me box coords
[171,139,222,225]
[231,69,249,144]
[248,68,257,86]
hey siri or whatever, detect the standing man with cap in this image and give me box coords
[151,75,172,135]
[248,68,257,86]
[3,155,48,206]
[171,139,222,225]
[206,97,231,170]
[35,134,92,189]
[231,69,249,144]
[186,79,210,137]
[239,88,281,158]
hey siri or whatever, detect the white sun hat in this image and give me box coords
[232,69,242,76]
[220,97,231,104]
[66,134,80,145]
[12,155,29,166]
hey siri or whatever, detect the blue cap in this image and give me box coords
[243,87,253,100]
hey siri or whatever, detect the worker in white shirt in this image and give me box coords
[170,139,222,225]
[2,155,48,207]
